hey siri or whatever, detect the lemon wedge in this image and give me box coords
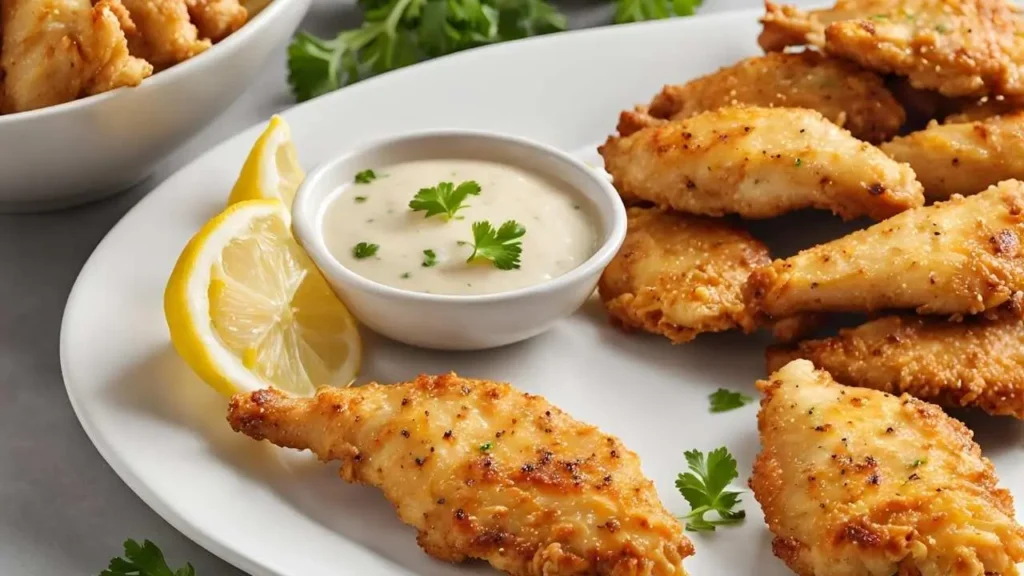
[164,199,361,397]
[227,115,305,208]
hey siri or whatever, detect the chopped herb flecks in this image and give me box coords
[354,169,377,184]
[422,249,438,267]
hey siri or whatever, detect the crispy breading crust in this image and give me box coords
[882,112,1024,200]
[759,1,826,52]
[185,0,246,42]
[751,359,1024,576]
[599,106,923,220]
[645,52,905,143]
[767,312,1024,418]
[616,106,667,137]
[1,0,152,112]
[598,207,769,343]
[121,0,210,69]
[745,179,1024,319]
[759,0,1024,98]
[228,374,694,576]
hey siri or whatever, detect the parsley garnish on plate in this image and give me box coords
[708,388,754,413]
[285,0,567,101]
[409,181,481,221]
[100,539,195,576]
[422,249,438,267]
[614,0,703,24]
[352,242,379,259]
[467,220,525,270]
[354,169,377,184]
[676,447,746,532]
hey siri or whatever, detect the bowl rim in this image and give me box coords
[292,128,628,305]
[0,0,302,125]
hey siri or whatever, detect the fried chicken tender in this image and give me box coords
[767,313,1024,418]
[598,106,924,221]
[598,207,769,343]
[882,112,1024,200]
[185,0,246,42]
[121,0,210,69]
[1,0,152,113]
[751,359,1024,576]
[617,106,667,138]
[643,52,904,143]
[759,0,1024,98]
[228,374,694,576]
[746,179,1024,319]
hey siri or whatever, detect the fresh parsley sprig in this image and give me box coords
[100,539,195,576]
[353,242,380,259]
[676,447,746,532]
[286,0,567,100]
[409,181,481,221]
[708,388,754,413]
[467,220,525,270]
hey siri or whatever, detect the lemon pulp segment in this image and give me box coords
[164,200,360,397]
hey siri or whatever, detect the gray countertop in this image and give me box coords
[0,0,777,573]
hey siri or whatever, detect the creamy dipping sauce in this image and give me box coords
[322,159,597,295]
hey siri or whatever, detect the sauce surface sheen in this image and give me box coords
[322,159,597,295]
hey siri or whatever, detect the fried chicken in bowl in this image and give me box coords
[0,0,308,211]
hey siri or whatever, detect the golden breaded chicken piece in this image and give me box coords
[121,0,210,69]
[617,106,667,138]
[1,0,152,113]
[759,0,1024,98]
[746,179,1024,319]
[185,0,246,42]
[882,112,1024,200]
[767,313,1024,418]
[228,374,694,576]
[645,52,904,143]
[751,359,1024,576]
[598,207,769,343]
[598,106,924,221]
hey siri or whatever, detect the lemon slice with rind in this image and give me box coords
[164,199,360,397]
[227,115,305,208]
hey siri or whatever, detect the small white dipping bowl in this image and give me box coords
[292,130,627,351]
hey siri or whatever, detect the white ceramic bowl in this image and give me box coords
[292,130,627,351]
[0,0,309,212]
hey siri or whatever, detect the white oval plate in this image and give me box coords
[61,10,1024,576]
